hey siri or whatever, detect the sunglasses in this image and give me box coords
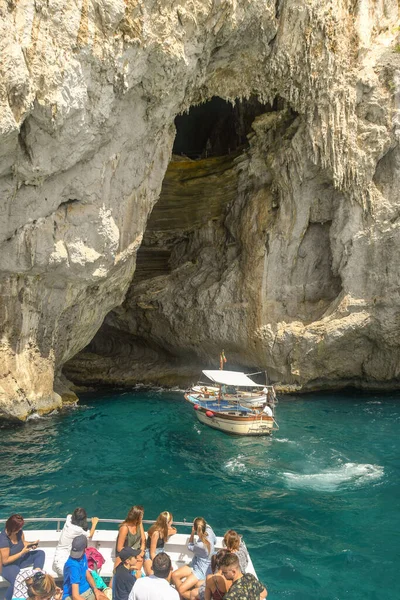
[27,572,48,599]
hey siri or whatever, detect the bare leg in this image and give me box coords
[171,565,192,590]
[181,586,202,600]
[143,558,153,576]
[177,573,200,597]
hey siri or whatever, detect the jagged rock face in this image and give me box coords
[1,1,400,419]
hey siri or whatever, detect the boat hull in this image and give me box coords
[195,409,274,435]
[184,394,274,436]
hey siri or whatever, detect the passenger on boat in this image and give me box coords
[143,512,176,576]
[189,548,231,600]
[204,549,231,600]
[220,553,267,600]
[62,535,108,600]
[128,552,179,600]
[262,404,273,417]
[85,548,110,597]
[12,571,61,600]
[0,514,45,600]
[114,506,145,568]
[53,509,99,576]
[222,531,248,574]
[113,548,141,600]
[171,517,215,598]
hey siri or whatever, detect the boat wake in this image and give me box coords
[283,462,384,492]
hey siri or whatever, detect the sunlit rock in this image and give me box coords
[1,1,400,419]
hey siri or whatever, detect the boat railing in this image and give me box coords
[0,517,193,531]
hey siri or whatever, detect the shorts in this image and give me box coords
[190,563,207,581]
[144,547,164,561]
[64,589,95,600]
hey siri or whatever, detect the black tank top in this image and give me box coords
[146,531,164,549]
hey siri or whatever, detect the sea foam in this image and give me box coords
[283,462,384,492]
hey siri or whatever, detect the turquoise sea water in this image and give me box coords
[0,390,399,599]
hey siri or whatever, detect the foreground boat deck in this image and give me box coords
[0,527,257,595]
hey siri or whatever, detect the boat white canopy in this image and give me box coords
[202,370,264,387]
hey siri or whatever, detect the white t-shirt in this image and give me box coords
[53,515,90,574]
[263,405,273,416]
[128,576,179,600]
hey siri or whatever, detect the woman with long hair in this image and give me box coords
[222,530,248,574]
[143,511,176,576]
[172,517,215,598]
[0,515,45,600]
[203,549,231,600]
[53,508,99,576]
[114,506,145,569]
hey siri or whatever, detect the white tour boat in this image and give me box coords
[185,370,278,436]
[190,370,276,409]
[0,518,257,597]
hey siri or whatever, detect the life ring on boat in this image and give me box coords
[206,410,214,418]
[194,404,200,410]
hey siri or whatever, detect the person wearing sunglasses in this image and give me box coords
[0,514,45,600]
[12,571,62,600]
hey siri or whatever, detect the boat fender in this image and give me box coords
[206,410,214,418]
[194,404,200,410]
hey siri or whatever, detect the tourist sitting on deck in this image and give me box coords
[0,514,45,600]
[143,512,176,576]
[13,571,61,600]
[220,553,267,600]
[114,506,145,569]
[113,548,141,600]
[128,552,179,600]
[171,517,215,598]
[85,547,111,598]
[62,535,108,600]
[203,549,231,600]
[222,530,248,574]
[53,509,99,576]
[262,404,273,417]
[188,548,231,600]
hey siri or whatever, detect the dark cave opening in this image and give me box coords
[173,96,274,159]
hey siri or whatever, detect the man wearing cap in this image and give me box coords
[128,552,178,600]
[63,535,107,600]
[113,547,140,600]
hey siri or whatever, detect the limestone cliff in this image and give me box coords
[0,1,400,420]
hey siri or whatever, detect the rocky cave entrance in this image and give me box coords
[64,95,280,385]
[63,93,343,389]
[133,95,274,282]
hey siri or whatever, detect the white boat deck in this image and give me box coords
[0,526,257,593]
